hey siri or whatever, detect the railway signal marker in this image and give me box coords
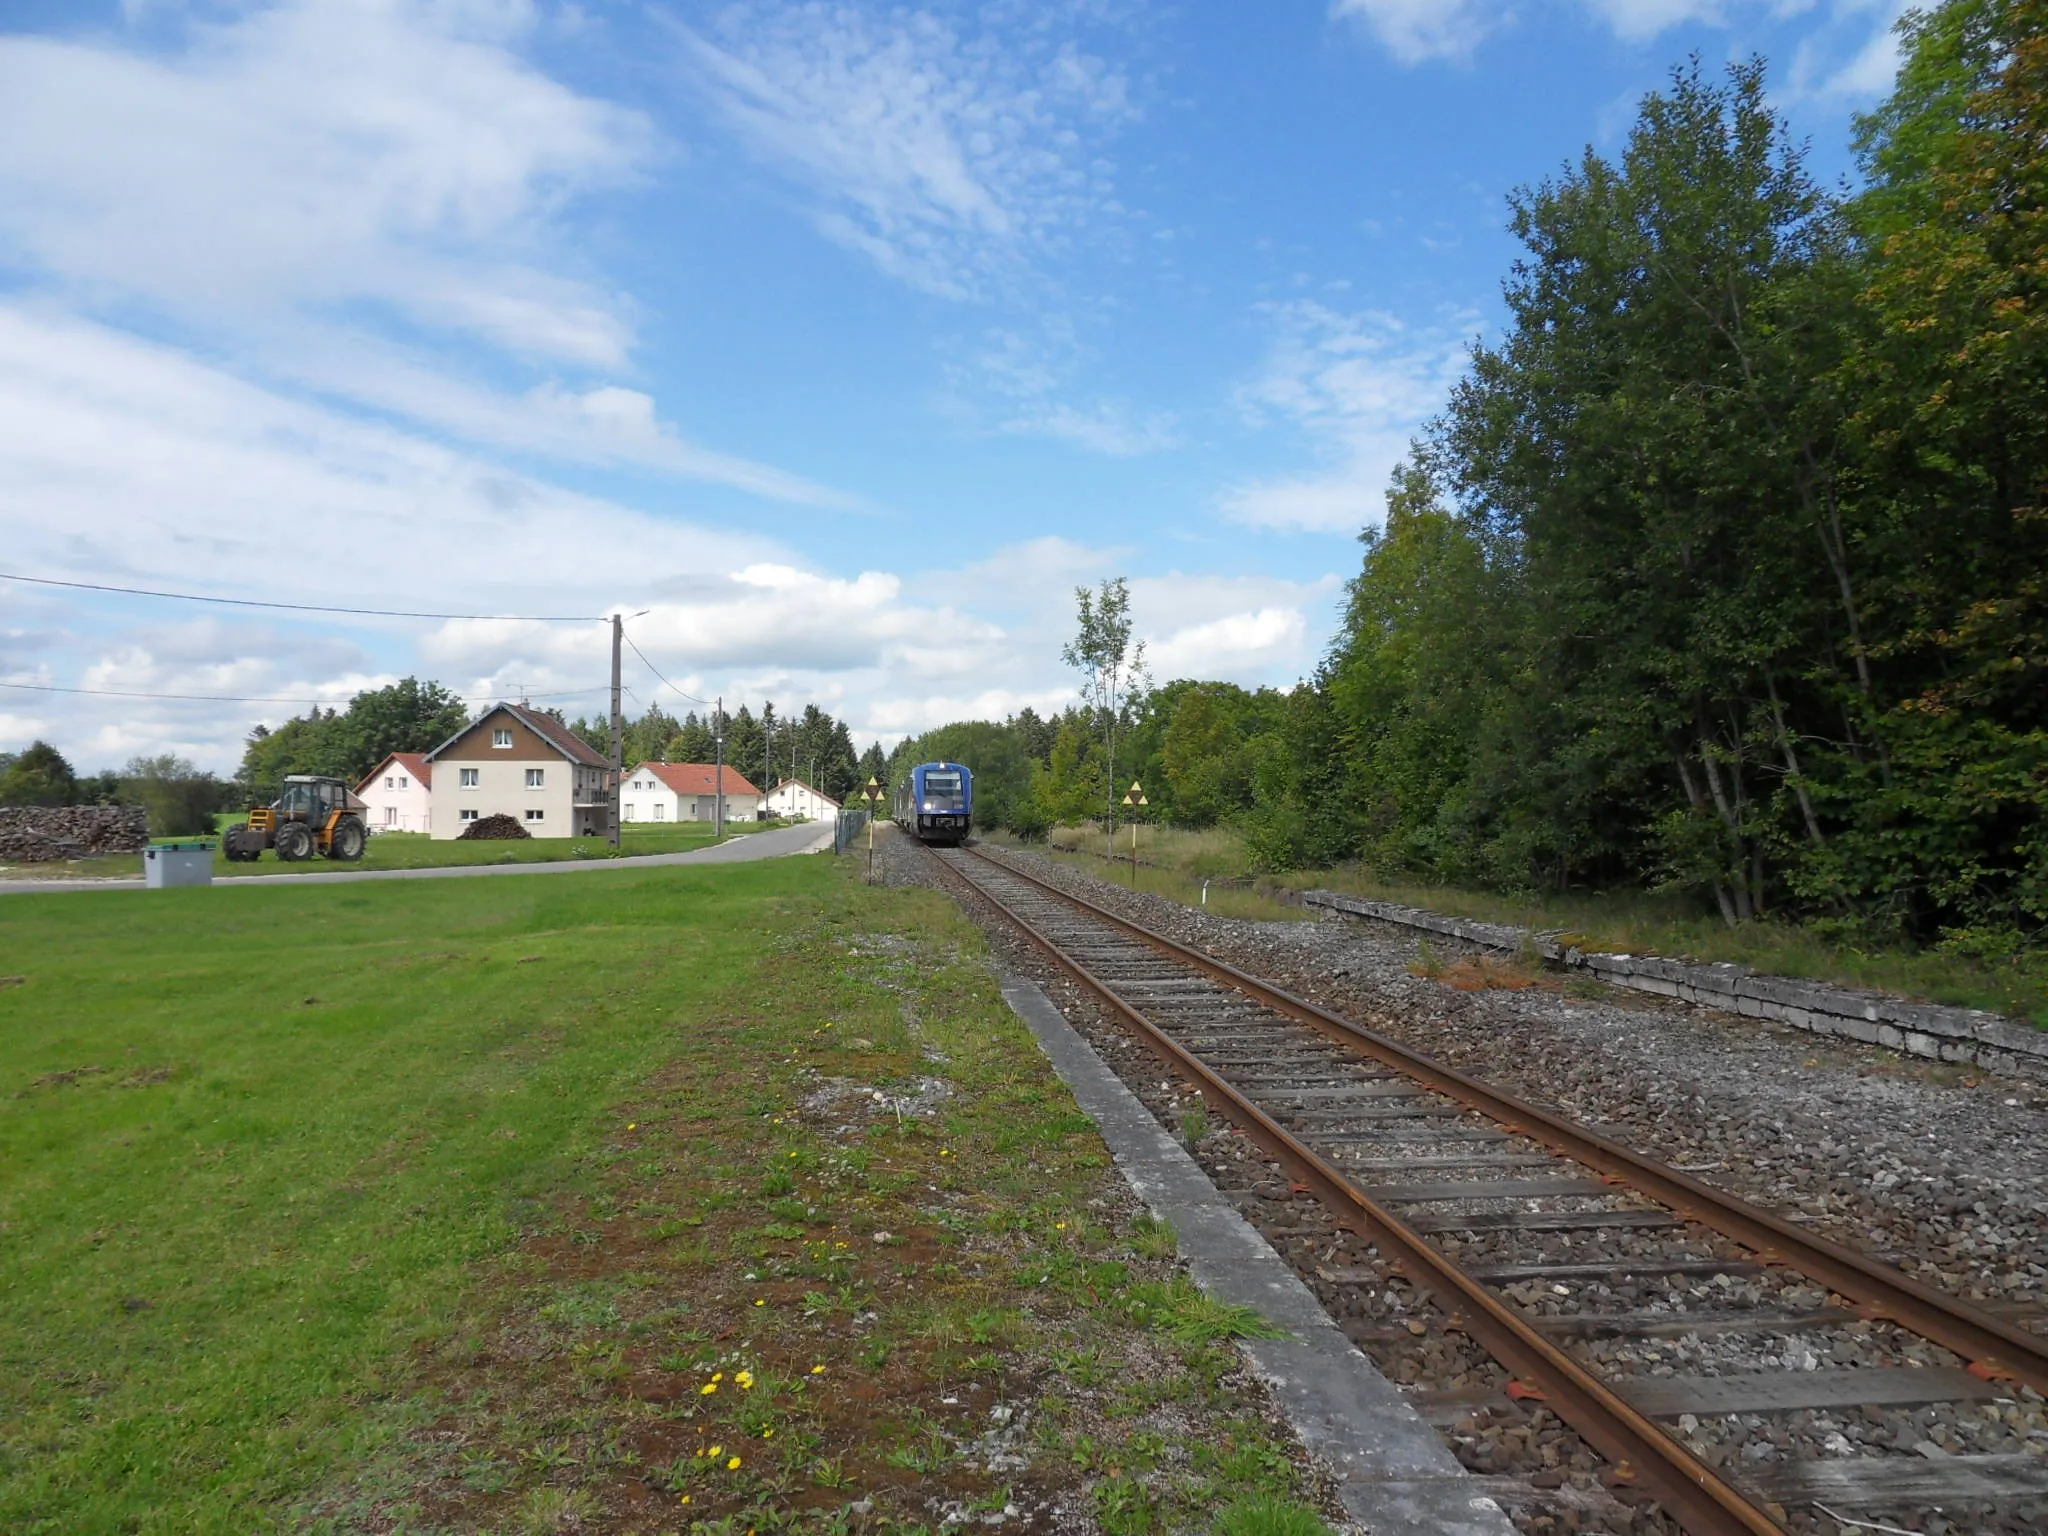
[1121,780,1147,884]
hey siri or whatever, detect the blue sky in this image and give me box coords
[0,0,1909,771]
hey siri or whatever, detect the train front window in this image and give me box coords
[922,772,964,810]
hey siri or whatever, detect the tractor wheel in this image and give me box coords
[328,817,367,862]
[274,822,315,862]
[221,827,258,861]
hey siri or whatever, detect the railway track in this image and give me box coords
[926,840,2048,1536]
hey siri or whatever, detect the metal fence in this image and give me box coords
[834,808,869,855]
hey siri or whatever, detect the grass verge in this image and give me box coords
[0,820,779,884]
[1,853,1335,1533]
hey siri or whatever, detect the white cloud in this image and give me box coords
[1147,607,1308,680]
[1786,0,1910,102]
[0,2,846,501]
[1002,400,1179,456]
[1333,0,1853,62]
[1330,0,1499,64]
[675,2,1136,298]
[1221,300,1470,534]
[0,0,649,366]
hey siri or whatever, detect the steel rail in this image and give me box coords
[933,847,1785,1536]
[962,844,2048,1399]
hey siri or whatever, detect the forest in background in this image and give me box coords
[901,0,2048,959]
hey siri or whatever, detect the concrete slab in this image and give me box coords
[0,819,838,895]
[1000,977,1517,1536]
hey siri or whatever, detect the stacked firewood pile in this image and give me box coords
[0,806,151,862]
[456,813,531,841]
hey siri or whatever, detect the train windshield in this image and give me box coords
[921,771,965,809]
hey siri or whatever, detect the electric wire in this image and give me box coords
[621,630,711,708]
[0,679,608,707]
[0,570,599,623]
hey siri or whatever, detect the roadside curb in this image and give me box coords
[999,975,1518,1536]
[1302,889,2048,1082]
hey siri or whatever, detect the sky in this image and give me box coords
[0,0,1913,773]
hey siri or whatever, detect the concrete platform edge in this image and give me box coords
[999,976,1516,1536]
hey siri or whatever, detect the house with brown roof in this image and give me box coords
[356,751,432,834]
[621,761,763,824]
[424,703,612,839]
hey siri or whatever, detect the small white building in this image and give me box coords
[425,702,613,839]
[356,752,433,834]
[620,762,763,823]
[761,778,840,823]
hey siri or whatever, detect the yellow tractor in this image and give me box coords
[221,775,368,863]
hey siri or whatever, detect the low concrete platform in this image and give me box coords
[1000,977,1517,1536]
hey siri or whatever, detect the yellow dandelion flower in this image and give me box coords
[787,1151,798,1158]
[1055,1222,1067,1230]
[754,1297,766,1307]
[626,1122,637,1131]
[735,1370,754,1389]
[712,1372,724,1381]
[763,1428,774,1438]
[700,1382,717,1395]
[681,1495,691,1505]
[811,1364,827,1375]
[709,1444,722,1457]
[727,1455,742,1470]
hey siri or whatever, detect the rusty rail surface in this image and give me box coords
[935,846,1785,1536]
[931,841,2048,1535]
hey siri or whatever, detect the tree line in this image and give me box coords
[2,679,885,833]
[911,2,2048,956]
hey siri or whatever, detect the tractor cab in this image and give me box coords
[275,775,353,823]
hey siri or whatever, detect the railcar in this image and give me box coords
[894,761,973,845]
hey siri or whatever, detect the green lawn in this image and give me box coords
[0,819,779,883]
[0,853,1334,1534]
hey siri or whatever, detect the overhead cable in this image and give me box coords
[0,570,599,623]
[0,679,608,707]
[622,630,711,707]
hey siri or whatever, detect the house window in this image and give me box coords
[384,775,394,789]
[526,768,545,789]
[624,803,636,820]
[460,767,479,789]
[397,776,407,789]
[460,808,479,822]
[654,803,666,821]
[492,728,513,748]
[525,809,544,823]
[384,806,397,826]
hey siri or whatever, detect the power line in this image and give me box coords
[0,679,608,707]
[621,630,711,708]
[0,570,600,623]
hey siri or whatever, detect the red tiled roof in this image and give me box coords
[631,761,763,797]
[356,751,432,792]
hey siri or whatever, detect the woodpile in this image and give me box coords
[456,813,531,841]
[0,806,151,862]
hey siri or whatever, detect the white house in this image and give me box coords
[355,752,432,834]
[761,778,840,823]
[425,703,613,839]
[620,762,763,823]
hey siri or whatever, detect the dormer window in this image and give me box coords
[492,728,513,748]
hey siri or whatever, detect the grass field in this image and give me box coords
[0,819,776,884]
[1004,823,2048,1025]
[0,852,1333,1533]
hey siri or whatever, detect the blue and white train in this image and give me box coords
[894,761,973,845]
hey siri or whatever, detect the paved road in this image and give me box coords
[0,820,839,896]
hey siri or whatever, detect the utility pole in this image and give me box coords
[608,613,623,848]
[714,695,726,842]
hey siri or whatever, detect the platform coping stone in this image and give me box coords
[1000,976,1518,1536]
